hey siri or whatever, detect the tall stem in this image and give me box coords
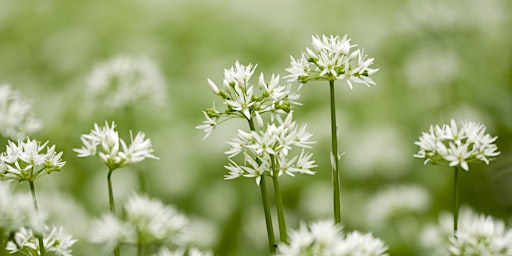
[453,166,459,238]
[107,168,121,256]
[329,80,341,224]
[0,228,6,256]
[28,181,45,256]
[271,164,288,243]
[248,119,276,253]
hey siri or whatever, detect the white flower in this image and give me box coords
[0,84,42,139]
[6,226,77,256]
[334,231,389,256]
[44,226,78,256]
[90,213,132,252]
[74,121,158,170]
[87,56,167,110]
[0,137,66,182]
[152,247,213,256]
[414,119,500,171]
[0,183,45,232]
[286,35,378,88]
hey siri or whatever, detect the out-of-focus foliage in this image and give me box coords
[1,0,511,255]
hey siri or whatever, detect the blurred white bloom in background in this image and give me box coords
[152,247,213,256]
[0,137,66,183]
[6,225,77,256]
[420,207,512,256]
[286,34,378,89]
[90,194,190,253]
[0,84,41,139]
[365,185,430,229]
[74,121,158,170]
[277,219,388,256]
[414,119,500,171]
[403,47,460,88]
[197,61,300,139]
[0,182,45,233]
[86,56,167,111]
[224,112,316,185]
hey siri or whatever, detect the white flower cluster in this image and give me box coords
[286,35,378,88]
[74,121,158,170]
[0,84,42,139]
[420,207,512,255]
[197,61,300,139]
[224,112,316,185]
[0,183,44,233]
[277,220,388,256]
[6,226,77,256]
[0,138,65,183]
[87,56,167,111]
[90,194,188,252]
[414,119,500,171]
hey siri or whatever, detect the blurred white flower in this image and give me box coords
[286,35,378,89]
[6,226,77,256]
[87,56,167,111]
[277,219,388,256]
[74,121,158,170]
[366,185,430,228]
[0,182,45,233]
[414,119,499,171]
[0,84,42,140]
[197,61,300,139]
[0,137,65,182]
[152,247,213,256]
[90,213,132,252]
[224,112,316,185]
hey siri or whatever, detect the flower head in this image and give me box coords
[0,84,42,139]
[286,35,378,88]
[414,119,500,171]
[87,56,167,111]
[74,121,158,170]
[0,137,65,182]
[224,112,316,185]
[197,61,300,139]
[6,226,77,256]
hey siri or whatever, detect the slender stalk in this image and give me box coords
[271,161,288,243]
[453,166,459,238]
[107,168,121,256]
[329,80,341,224]
[248,118,276,253]
[28,181,45,256]
[0,228,6,256]
[137,240,144,256]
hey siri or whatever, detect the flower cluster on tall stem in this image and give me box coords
[414,119,500,237]
[287,34,378,224]
[197,61,303,253]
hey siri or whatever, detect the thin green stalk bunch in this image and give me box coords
[197,61,315,253]
[414,119,500,238]
[286,35,379,224]
[0,138,76,256]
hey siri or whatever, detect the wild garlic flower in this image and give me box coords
[0,84,42,139]
[87,56,167,111]
[224,112,316,185]
[286,35,378,89]
[6,226,77,256]
[0,183,45,233]
[74,121,158,170]
[277,219,388,256]
[414,119,500,171]
[197,61,300,139]
[0,137,65,183]
[90,194,188,251]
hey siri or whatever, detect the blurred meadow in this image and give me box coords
[1,0,512,255]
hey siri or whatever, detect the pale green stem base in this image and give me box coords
[453,166,459,238]
[329,81,341,224]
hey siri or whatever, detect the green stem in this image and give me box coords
[0,228,6,256]
[137,240,144,256]
[248,118,276,253]
[453,166,459,238]
[271,168,288,243]
[329,80,341,224]
[28,181,45,256]
[107,168,121,256]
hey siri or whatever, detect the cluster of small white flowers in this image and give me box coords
[152,247,213,256]
[420,207,512,255]
[365,185,430,228]
[74,121,158,170]
[0,137,65,182]
[87,56,167,111]
[90,194,188,252]
[6,226,77,256]
[0,84,42,139]
[224,112,316,185]
[197,61,300,139]
[286,35,378,89]
[0,182,45,233]
[277,220,388,256]
[414,119,500,171]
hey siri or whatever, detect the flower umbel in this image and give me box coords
[6,226,77,256]
[414,119,500,171]
[286,35,379,88]
[0,84,42,139]
[196,61,300,139]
